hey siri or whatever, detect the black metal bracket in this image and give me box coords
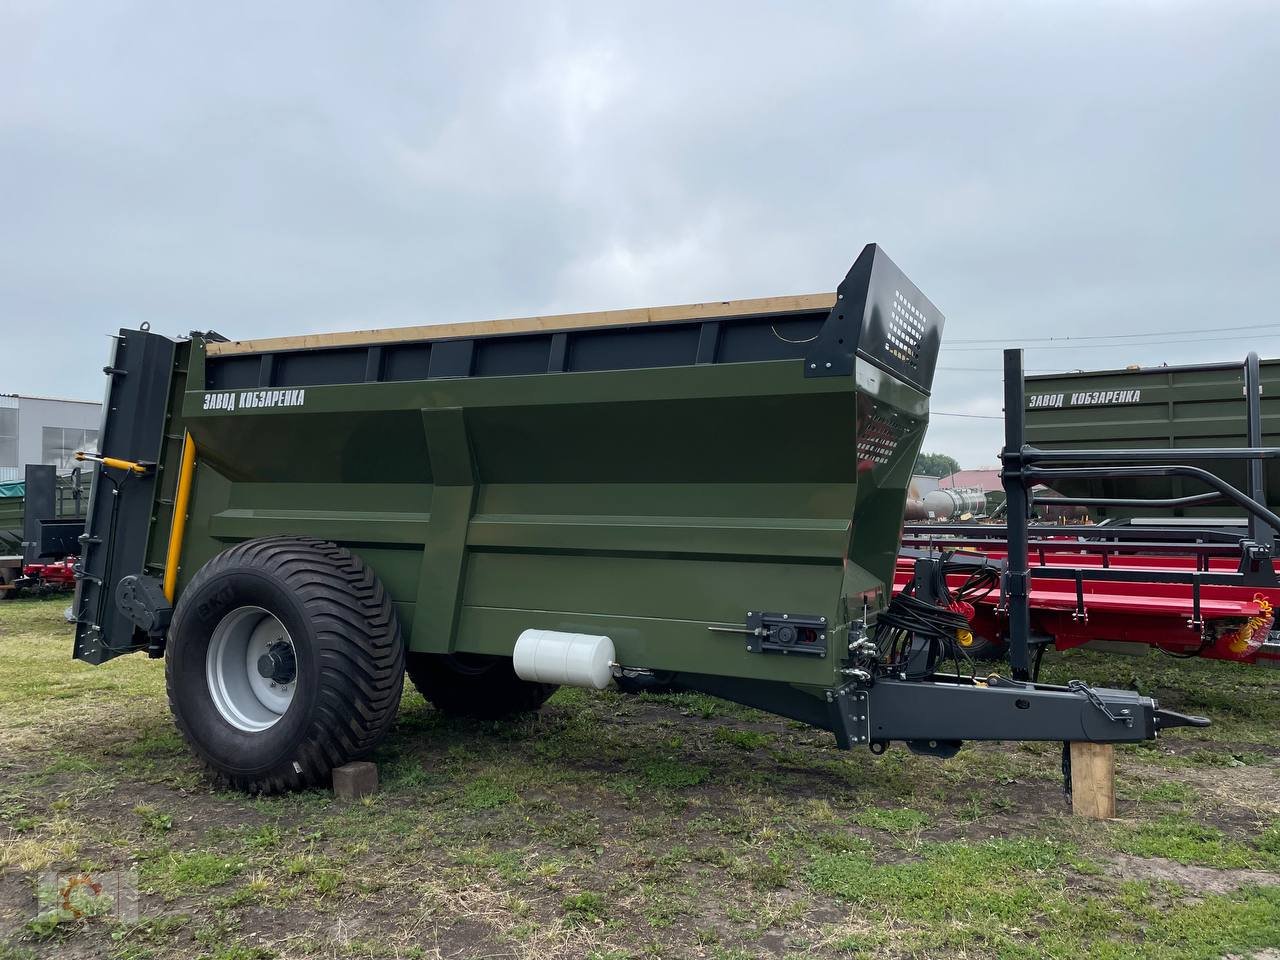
[1189,578,1204,632]
[746,611,828,657]
[829,684,871,748]
[114,574,172,657]
[804,244,944,394]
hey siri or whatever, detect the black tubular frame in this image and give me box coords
[1035,490,1224,510]
[1000,349,1280,680]
[904,522,1249,544]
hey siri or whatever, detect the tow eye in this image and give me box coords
[257,642,297,685]
[1153,707,1211,730]
[1061,678,1210,732]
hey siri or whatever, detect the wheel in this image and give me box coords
[165,537,404,793]
[406,652,556,720]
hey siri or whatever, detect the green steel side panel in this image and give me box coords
[1025,359,1280,519]
[417,407,477,651]
[0,471,91,555]
[53,471,92,519]
[149,331,931,689]
[0,494,21,553]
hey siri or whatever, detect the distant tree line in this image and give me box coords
[914,452,960,478]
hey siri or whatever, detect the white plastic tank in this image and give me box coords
[513,629,616,690]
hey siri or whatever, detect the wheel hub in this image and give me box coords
[256,641,296,684]
[206,606,297,732]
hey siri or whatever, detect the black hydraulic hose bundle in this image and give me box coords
[873,552,1002,681]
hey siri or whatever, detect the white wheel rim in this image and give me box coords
[206,605,297,732]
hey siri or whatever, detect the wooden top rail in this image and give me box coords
[205,293,837,357]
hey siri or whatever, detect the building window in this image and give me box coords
[0,405,16,469]
[42,426,99,472]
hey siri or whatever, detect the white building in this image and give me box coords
[0,394,102,483]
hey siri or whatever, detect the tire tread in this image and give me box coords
[165,536,404,794]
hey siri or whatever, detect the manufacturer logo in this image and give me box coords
[1027,389,1142,410]
[196,584,236,624]
[1068,389,1142,406]
[202,389,306,412]
[1027,393,1064,409]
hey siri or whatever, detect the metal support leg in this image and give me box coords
[1002,349,1033,681]
[1245,352,1274,551]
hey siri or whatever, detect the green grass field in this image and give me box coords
[1,597,1278,959]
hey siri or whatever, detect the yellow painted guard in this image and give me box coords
[163,432,198,602]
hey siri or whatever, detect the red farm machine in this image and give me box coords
[0,465,88,599]
[896,352,1280,675]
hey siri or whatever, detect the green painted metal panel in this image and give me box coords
[0,494,21,553]
[77,244,945,697]
[162,353,925,687]
[0,470,91,555]
[1026,357,1280,519]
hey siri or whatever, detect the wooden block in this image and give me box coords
[1070,742,1115,820]
[332,761,378,801]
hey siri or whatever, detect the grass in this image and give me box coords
[1136,780,1200,805]
[142,851,245,897]
[808,838,1280,957]
[1112,816,1280,869]
[0,596,1277,959]
[561,891,608,926]
[852,806,930,833]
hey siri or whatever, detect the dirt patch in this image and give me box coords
[1108,852,1280,896]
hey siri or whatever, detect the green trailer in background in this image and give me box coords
[0,466,91,595]
[0,483,23,557]
[69,244,1201,794]
[1025,355,1280,525]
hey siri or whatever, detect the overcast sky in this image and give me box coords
[3,1,1277,466]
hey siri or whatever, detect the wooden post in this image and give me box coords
[1069,742,1115,819]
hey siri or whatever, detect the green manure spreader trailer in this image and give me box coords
[71,244,1202,793]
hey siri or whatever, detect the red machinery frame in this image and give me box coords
[894,529,1279,666]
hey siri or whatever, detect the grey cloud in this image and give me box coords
[2,1,1277,464]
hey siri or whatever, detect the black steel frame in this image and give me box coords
[1000,348,1280,680]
